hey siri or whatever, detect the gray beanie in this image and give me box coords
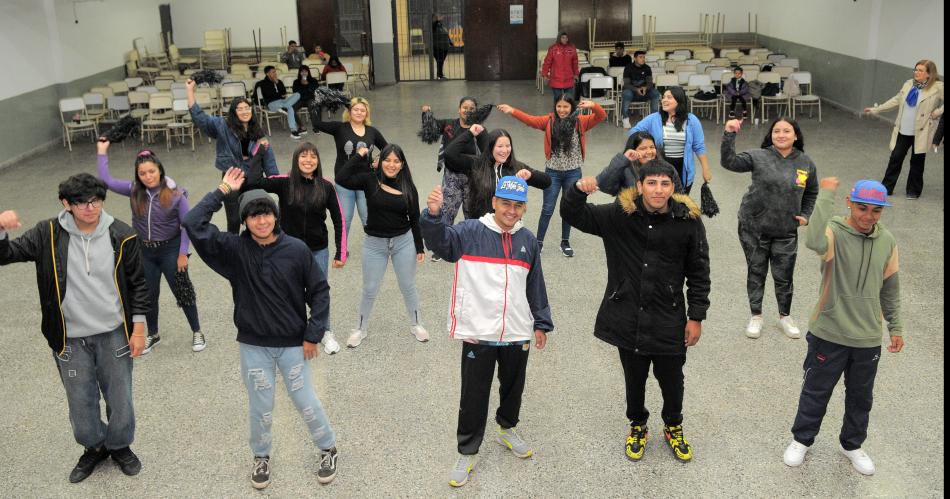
[238,189,279,220]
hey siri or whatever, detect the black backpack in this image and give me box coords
[761,82,781,97]
[577,66,609,98]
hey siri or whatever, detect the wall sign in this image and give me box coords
[510,4,524,25]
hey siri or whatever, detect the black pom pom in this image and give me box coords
[418,110,441,144]
[700,182,720,218]
[101,115,140,143]
[313,87,350,113]
[190,69,224,86]
[465,104,493,124]
[173,269,197,307]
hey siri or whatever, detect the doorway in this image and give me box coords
[393,0,465,81]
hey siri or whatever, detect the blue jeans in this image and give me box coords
[312,248,332,331]
[538,167,582,242]
[142,238,201,334]
[358,232,421,330]
[334,184,368,243]
[621,87,660,117]
[239,343,336,457]
[267,93,302,131]
[551,86,574,105]
[54,326,135,450]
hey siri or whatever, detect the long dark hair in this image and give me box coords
[467,129,515,216]
[287,142,326,208]
[550,93,579,157]
[458,96,477,126]
[296,64,312,84]
[659,86,689,132]
[226,97,265,142]
[624,131,665,163]
[327,55,343,68]
[761,117,805,152]
[375,144,417,210]
[130,150,178,217]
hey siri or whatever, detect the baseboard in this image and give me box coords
[0,138,59,171]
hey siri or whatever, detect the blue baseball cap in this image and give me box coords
[849,180,891,206]
[494,176,528,202]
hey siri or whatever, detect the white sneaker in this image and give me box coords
[745,315,764,338]
[783,440,810,467]
[411,325,429,342]
[779,316,801,339]
[322,331,341,354]
[346,329,366,348]
[622,117,631,129]
[840,445,875,475]
[191,331,206,352]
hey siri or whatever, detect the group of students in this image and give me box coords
[0,56,939,490]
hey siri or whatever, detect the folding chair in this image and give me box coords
[141,93,174,148]
[583,75,618,125]
[687,74,720,122]
[168,99,196,151]
[789,71,821,122]
[59,97,98,151]
[758,72,789,121]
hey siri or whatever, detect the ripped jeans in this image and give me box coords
[239,343,336,457]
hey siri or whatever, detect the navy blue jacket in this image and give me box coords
[183,189,329,346]
[189,103,279,175]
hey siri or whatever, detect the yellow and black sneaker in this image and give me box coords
[625,425,648,461]
[663,424,692,462]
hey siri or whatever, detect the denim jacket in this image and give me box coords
[189,104,278,175]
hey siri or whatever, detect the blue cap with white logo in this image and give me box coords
[850,179,892,207]
[495,176,529,202]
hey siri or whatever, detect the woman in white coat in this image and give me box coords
[865,59,944,199]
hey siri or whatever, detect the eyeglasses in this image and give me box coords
[71,199,103,210]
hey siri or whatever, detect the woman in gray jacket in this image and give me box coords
[721,117,818,340]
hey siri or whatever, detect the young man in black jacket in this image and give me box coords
[0,173,148,483]
[183,168,338,489]
[561,160,710,463]
[621,50,660,128]
[257,65,304,139]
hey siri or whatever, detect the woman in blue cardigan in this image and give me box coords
[628,86,712,193]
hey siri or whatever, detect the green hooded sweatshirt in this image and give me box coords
[804,188,902,348]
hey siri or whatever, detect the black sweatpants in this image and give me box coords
[882,133,926,197]
[666,157,693,195]
[457,341,530,455]
[729,95,748,114]
[791,333,881,451]
[618,347,686,427]
[738,223,798,316]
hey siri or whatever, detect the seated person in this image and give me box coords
[609,42,632,68]
[280,40,306,70]
[322,56,348,90]
[310,45,330,64]
[257,65,305,138]
[621,50,660,128]
[724,67,751,118]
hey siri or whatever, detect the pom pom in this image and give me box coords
[465,104,493,124]
[313,86,350,113]
[190,69,224,86]
[100,115,140,143]
[173,269,197,307]
[417,110,441,144]
[700,182,720,218]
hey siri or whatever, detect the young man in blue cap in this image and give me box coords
[420,176,553,488]
[783,178,904,476]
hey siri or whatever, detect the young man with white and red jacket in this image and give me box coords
[420,176,553,488]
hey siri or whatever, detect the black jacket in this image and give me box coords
[292,77,319,102]
[444,129,551,219]
[183,190,330,346]
[257,78,287,106]
[0,217,148,354]
[561,185,710,354]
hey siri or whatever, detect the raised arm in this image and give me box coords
[335,147,375,191]
[560,179,609,237]
[418,185,465,262]
[186,79,221,138]
[95,140,133,196]
[805,177,838,257]
[498,104,550,131]
[181,169,244,278]
[444,127,480,174]
[720,124,755,173]
[0,212,41,265]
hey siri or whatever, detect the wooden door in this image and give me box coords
[465,0,537,81]
[298,0,339,56]
[558,0,631,50]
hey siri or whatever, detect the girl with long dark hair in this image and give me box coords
[595,131,683,195]
[245,141,345,353]
[186,79,278,233]
[336,144,426,348]
[629,86,712,194]
[497,95,606,256]
[444,125,551,220]
[292,65,321,126]
[96,140,204,354]
[721,116,818,340]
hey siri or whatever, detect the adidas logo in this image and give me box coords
[520,246,527,253]
[467,351,476,359]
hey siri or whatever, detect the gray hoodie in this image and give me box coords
[721,132,818,236]
[58,209,124,337]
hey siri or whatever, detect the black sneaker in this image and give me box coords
[111,447,142,476]
[906,194,919,200]
[251,456,270,489]
[742,110,749,118]
[728,110,736,118]
[291,131,302,140]
[560,240,574,257]
[69,446,109,483]
[298,127,309,135]
[317,447,338,484]
[430,253,442,262]
[142,334,161,355]
[625,425,648,461]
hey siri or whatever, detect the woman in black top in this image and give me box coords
[245,141,345,353]
[336,144,427,348]
[292,65,321,127]
[444,124,551,221]
[314,97,388,244]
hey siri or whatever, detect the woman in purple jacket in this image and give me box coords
[96,140,204,354]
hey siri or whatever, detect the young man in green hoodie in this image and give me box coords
[783,177,904,476]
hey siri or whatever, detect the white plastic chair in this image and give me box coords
[789,71,821,122]
[60,97,98,151]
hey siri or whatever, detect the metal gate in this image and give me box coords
[336,0,370,56]
[393,0,465,81]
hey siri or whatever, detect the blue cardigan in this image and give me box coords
[189,104,278,176]
[628,112,706,187]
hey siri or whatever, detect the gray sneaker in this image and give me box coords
[496,425,533,458]
[448,454,477,487]
[251,456,270,489]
